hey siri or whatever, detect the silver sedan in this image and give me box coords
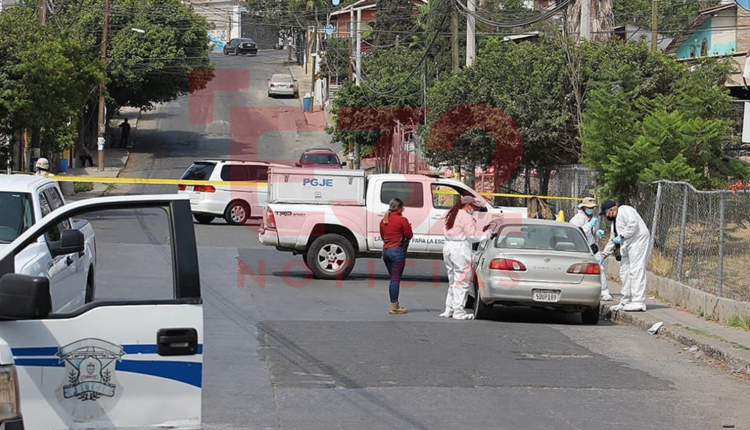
[267,73,299,98]
[469,219,602,324]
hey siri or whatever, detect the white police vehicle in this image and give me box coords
[0,194,203,429]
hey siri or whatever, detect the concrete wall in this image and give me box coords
[604,258,750,324]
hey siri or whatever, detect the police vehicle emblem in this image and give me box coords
[57,338,124,401]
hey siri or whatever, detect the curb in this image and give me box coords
[600,304,750,377]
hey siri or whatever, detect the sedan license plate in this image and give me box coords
[532,289,560,303]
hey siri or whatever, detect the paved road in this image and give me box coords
[89,51,750,430]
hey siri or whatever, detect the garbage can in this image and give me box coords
[57,158,68,174]
[302,97,312,113]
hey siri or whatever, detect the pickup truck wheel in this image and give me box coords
[301,252,312,271]
[224,201,250,225]
[307,234,355,280]
[85,270,95,304]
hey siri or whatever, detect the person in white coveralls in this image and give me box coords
[568,197,613,301]
[600,200,651,312]
[439,195,500,320]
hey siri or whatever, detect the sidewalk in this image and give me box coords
[599,269,750,380]
[63,107,139,200]
[285,56,328,129]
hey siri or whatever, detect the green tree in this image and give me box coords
[581,53,737,201]
[0,4,103,157]
[326,46,425,166]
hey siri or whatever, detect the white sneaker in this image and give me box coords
[601,292,614,301]
[623,302,646,312]
[439,311,453,318]
[452,313,475,320]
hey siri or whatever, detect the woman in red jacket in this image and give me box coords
[379,198,413,314]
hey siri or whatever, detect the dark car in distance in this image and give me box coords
[295,148,346,169]
[224,38,258,56]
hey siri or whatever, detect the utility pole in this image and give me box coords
[288,29,293,62]
[30,0,47,172]
[466,0,476,66]
[311,24,317,110]
[451,3,459,72]
[580,0,591,41]
[651,0,659,51]
[355,9,362,86]
[97,0,110,171]
[354,9,362,169]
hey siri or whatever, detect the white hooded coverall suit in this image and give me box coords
[569,210,610,298]
[441,209,491,320]
[602,205,651,310]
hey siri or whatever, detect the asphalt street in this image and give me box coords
[87,50,750,430]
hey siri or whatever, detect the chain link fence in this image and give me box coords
[635,180,750,302]
[550,165,598,220]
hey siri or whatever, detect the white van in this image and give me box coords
[178,159,289,225]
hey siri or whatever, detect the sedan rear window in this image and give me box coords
[181,162,215,181]
[494,224,590,253]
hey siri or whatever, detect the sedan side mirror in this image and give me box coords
[49,229,85,257]
[295,162,301,167]
[0,274,51,320]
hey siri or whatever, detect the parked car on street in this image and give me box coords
[295,148,344,169]
[178,159,289,225]
[223,38,258,55]
[468,219,601,324]
[267,73,299,98]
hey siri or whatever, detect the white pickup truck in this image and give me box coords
[0,194,204,430]
[258,167,528,279]
[0,174,96,312]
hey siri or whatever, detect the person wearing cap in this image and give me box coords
[569,197,612,301]
[600,200,650,312]
[34,158,54,177]
[439,195,499,320]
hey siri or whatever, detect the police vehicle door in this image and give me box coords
[0,196,203,430]
[367,180,429,252]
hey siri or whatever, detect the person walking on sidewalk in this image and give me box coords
[440,195,499,320]
[569,197,612,301]
[379,198,413,314]
[118,118,131,148]
[600,200,651,312]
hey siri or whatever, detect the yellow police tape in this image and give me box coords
[61,177,584,201]
[13,171,587,202]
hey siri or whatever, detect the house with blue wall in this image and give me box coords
[665,1,750,92]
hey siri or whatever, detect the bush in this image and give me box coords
[74,182,94,193]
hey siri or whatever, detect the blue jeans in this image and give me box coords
[382,247,406,303]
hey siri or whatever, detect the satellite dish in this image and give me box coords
[738,0,750,12]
